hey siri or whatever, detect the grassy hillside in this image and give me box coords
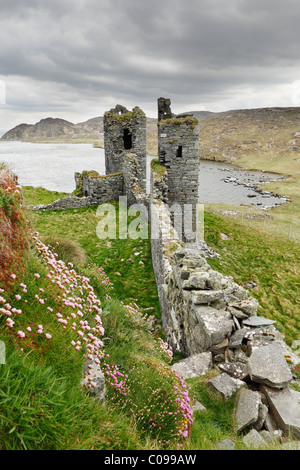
[1,179,299,450]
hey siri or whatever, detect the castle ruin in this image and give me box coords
[30,98,300,439]
[74,97,201,241]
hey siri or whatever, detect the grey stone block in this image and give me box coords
[247,342,293,389]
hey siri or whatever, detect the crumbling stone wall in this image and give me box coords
[78,172,124,202]
[104,104,147,193]
[150,161,258,356]
[157,98,200,241]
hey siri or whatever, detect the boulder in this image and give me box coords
[171,352,213,380]
[243,429,266,449]
[208,372,245,399]
[191,305,234,351]
[235,388,266,433]
[247,342,293,389]
[261,386,300,439]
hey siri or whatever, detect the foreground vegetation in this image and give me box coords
[1,169,299,450]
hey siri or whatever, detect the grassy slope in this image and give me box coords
[19,184,298,449]
[26,202,162,325]
[18,190,248,450]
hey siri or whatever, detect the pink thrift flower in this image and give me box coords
[15,295,21,301]
[17,330,25,338]
[45,333,52,339]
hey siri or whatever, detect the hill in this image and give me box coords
[1,117,104,142]
[2,106,300,166]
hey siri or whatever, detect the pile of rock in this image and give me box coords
[172,316,300,448]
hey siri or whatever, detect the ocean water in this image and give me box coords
[0,141,284,208]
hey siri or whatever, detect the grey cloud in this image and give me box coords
[1,0,300,131]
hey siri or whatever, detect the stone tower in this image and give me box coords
[103,104,147,193]
[157,98,200,241]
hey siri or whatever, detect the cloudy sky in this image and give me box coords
[1,0,300,134]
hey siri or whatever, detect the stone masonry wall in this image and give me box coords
[103,105,147,193]
[150,160,300,442]
[81,172,124,202]
[157,99,200,241]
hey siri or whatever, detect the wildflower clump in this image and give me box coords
[0,170,29,291]
[103,303,193,447]
[0,234,106,389]
[105,359,193,447]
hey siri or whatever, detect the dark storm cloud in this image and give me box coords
[1,0,300,131]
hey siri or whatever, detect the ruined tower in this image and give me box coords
[103,104,147,193]
[157,98,200,241]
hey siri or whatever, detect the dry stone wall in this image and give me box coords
[150,159,300,445]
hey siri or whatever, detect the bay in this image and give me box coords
[0,141,285,208]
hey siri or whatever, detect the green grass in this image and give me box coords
[0,348,150,450]
[11,184,298,450]
[203,209,300,346]
[26,200,161,324]
[22,186,69,206]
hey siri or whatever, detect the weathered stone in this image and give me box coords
[218,362,249,381]
[208,372,245,399]
[247,343,293,389]
[261,386,300,439]
[243,429,266,449]
[81,360,106,401]
[210,338,228,354]
[235,388,264,433]
[255,402,268,431]
[190,306,234,352]
[243,316,276,327]
[181,271,210,290]
[228,298,259,316]
[246,334,275,355]
[228,328,247,348]
[171,352,213,380]
[264,411,279,432]
[217,438,236,450]
[227,347,249,364]
[192,400,206,412]
[259,429,283,445]
[191,290,224,305]
[227,305,249,320]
